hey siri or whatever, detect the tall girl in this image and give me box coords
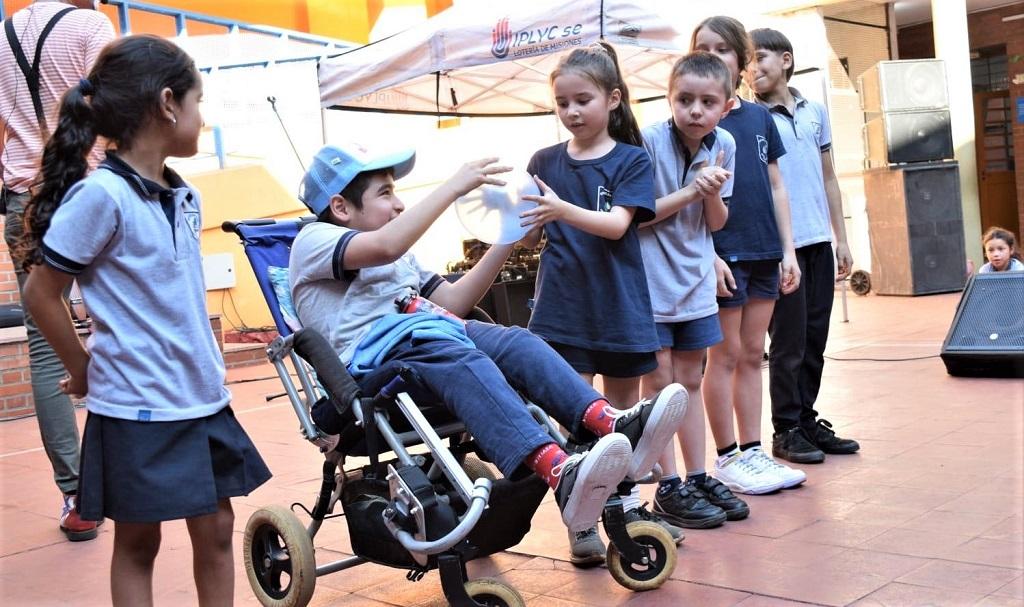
[519,42,682,565]
[18,35,271,606]
[692,16,805,497]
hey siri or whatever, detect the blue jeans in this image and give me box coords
[360,320,604,477]
[2,190,80,494]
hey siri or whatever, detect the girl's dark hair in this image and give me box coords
[550,42,642,147]
[690,16,752,90]
[16,34,198,271]
[983,226,1022,261]
[669,52,735,100]
[749,28,795,81]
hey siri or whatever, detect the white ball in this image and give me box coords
[455,169,540,245]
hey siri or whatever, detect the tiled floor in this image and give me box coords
[1,292,1021,606]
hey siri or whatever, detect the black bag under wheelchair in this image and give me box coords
[225,218,677,606]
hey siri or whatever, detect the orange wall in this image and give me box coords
[3,0,450,43]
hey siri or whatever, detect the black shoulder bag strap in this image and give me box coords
[3,7,78,139]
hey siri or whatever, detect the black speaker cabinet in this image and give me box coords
[864,162,966,296]
[859,59,948,113]
[864,110,954,167]
[941,273,1024,378]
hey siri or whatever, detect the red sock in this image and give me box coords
[581,399,617,437]
[526,443,570,489]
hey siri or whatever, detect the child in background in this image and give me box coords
[519,42,684,565]
[979,227,1023,273]
[692,16,806,500]
[748,28,860,464]
[637,51,746,531]
[18,36,271,606]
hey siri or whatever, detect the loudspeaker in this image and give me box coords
[488,278,535,328]
[864,162,966,295]
[859,59,948,113]
[864,110,953,167]
[941,272,1024,378]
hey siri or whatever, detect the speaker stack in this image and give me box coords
[859,60,965,295]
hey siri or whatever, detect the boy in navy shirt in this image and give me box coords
[748,28,860,462]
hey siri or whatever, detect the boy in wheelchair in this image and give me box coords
[289,142,687,540]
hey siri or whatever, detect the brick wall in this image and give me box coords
[0,216,19,305]
[0,338,32,419]
[897,3,1024,236]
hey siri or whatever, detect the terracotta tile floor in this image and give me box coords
[1,292,1022,606]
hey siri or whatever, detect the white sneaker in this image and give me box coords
[743,447,806,489]
[714,450,785,495]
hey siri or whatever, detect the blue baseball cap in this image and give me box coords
[298,143,416,215]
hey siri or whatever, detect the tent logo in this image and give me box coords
[492,17,512,59]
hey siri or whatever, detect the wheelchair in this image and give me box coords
[224,218,678,607]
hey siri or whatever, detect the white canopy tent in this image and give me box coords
[317,0,833,116]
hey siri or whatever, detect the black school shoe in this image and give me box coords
[692,476,750,521]
[653,479,728,529]
[772,426,826,464]
[806,419,860,454]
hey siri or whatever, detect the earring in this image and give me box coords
[170,115,177,126]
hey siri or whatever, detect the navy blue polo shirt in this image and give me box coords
[525,141,659,353]
[715,98,786,262]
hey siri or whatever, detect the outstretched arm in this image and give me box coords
[428,243,514,317]
[519,176,637,240]
[344,159,511,269]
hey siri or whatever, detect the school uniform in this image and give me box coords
[715,98,787,308]
[639,121,735,350]
[289,220,607,478]
[526,141,660,377]
[42,153,270,522]
[759,89,837,434]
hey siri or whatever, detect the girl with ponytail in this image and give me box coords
[518,42,672,563]
[19,34,270,606]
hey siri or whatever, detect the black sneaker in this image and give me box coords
[553,434,632,532]
[691,476,750,521]
[568,526,606,567]
[772,426,826,464]
[653,480,727,529]
[806,419,860,454]
[624,503,685,545]
[611,384,688,479]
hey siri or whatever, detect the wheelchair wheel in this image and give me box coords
[850,270,871,296]
[606,520,677,591]
[461,455,498,482]
[244,505,316,607]
[464,578,525,607]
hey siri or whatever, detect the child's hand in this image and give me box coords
[447,158,511,198]
[59,372,88,399]
[694,150,731,196]
[779,253,801,295]
[519,176,572,228]
[835,242,853,281]
[714,255,736,297]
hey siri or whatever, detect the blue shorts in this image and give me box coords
[718,260,781,308]
[547,341,658,378]
[656,313,723,351]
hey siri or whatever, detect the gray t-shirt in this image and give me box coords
[289,221,444,363]
[761,89,833,248]
[42,158,229,422]
[639,121,735,323]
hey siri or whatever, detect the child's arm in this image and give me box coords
[520,177,636,240]
[23,266,90,397]
[768,161,801,294]
[343,158,510,269]
[428,243,515,317]
[820,150,852,280]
